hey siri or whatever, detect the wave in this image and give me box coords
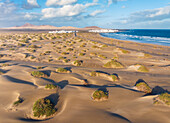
[100,32,170,46]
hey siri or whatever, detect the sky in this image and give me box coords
[0,0,170,29]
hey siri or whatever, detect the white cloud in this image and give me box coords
[90,10,105,16]
[27,0,39,7]
[108,0,127,6]
[148,6,170,18]
[24,12,40,20]
[0,1,17,15]
[41,3,97,19]
[22,0,40,9]
[46,0,77,6]
[111,5,170,29]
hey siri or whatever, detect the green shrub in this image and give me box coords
[48,59,53,62]
[58,57,66,60]
[37,36,43,40]
[117,48,130,54]
[103,60,124,68]
[63,59,70,63]
[61,52,68,55]
[73,60,83,66]
[56,68,70,73]
[158,93,170,105]
[20,40,29,43]
[79,53,85,56]
[66,48,73,51]
[102,44,108,47]
[30,56,36,59]
[33,98,55,118]
[31,71,47,78]
[29,45,39,48]
[144,53,152,58]
[13,98,23,106]
[137,65,149,72]
[135,82,152,93]
[18,43,25,47]
[90,71,98,77]
[92,45,100,49]
[40,53,46,56]
[27,49,36,52]
[37,66,43,69]
[45,51,51,54]
[98,55,107,59]
[110,74,119,81]
[45,84,57,89]
[51,36,56,39]
[1,63,9,67]
[92,90,108,101]
[90,52,97,56]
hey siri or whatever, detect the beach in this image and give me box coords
[0,31,170,123]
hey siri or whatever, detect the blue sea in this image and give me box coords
[100,29,170,46]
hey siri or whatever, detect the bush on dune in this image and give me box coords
[56,68,70,73]
[154,93,170,106]
[31,71,48,78]
[135,81,152,93]
[137,64,149,72]
[92,90,108,101]
[33,98,56,118]
[45,84,58,89]
[13,97,24,106]
[73,60,83,66]
[103,59,124,68]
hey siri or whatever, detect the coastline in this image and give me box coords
[99,33,170,47]
[99,30,170,46]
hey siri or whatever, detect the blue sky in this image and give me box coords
[0,0,170,28]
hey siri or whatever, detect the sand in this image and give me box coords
[0,31,170,123]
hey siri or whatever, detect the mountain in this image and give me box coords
[1,23,104,30]
[20,23,37,27]
[5,23,80,30]
[84,26,101,29]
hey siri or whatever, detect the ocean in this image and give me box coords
[100,29,170,46]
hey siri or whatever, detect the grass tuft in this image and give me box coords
[31,71,47,78]
[33,98,56,118]
[135,82,152,93]
[92,90,108,101]
[103,59,124,68]
[45,84,57,89]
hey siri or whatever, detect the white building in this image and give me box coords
[89,29,118,33]
[49,30,78,33]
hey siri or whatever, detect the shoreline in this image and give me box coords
[99,31,170,47]
[98,33,170,48]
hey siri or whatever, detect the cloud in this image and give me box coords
[41,3,98,19]
[90,10,105,16]
[121,6,170,23]
[46,0,77,7]
[22,0,40,9]
[0,0,17,16]
[109,5,170,29]
[24,12,41,20]
[108,0,127,6]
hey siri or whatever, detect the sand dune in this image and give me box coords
[0,32,169,123]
